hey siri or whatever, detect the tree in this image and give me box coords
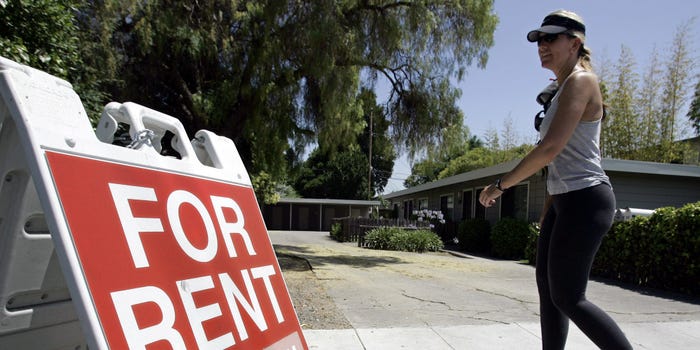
[654,20,696,163]
[251,171,281,205]
[443,114,534,179]
[1,0,79,78]
[602,45,639,159]
[83,0,497,180]
[293,145,370,199]
[688,77,700,135]
[356,89,396,197]
[404,158,449,187]
[500,115,520,151]
[438,140,532,179]
[404,114,536,187]
[599,20,696,163]
[659,20,695,142]
[0,0,106,120]
[634,47,664,161]
[403,122,472,187]
[293,89,395,199]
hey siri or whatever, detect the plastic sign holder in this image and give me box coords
[0,56,308,350]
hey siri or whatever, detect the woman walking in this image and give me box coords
[479,9,633,350]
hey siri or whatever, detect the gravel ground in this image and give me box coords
[276,252,353,330]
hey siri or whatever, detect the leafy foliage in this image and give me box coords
[523,223,540,265]
[600,20,697,163]
[0,0,107,121]
[82,0,497,180]
[490,218,530,260]
[364,227,443,253]
[404,124,481,187]
[363,227,395,250]
[329,222,343,242]
[251,171,280,205]
[440,144,533,179]
[601,46,639,159]
[294,145,370,199]
[593,202,700,296]
[688,78,700,135]
[456,218,491,254]
[0,0,79,78]
[293,89,395,199]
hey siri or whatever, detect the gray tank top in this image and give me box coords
[538,74,610,195]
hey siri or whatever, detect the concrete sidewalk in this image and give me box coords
[270,231,700,349]
[302,321,700,349]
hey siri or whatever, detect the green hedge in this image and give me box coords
[456,218,491,254]
[364,227,444,252]
[522,202,700,296]
[523,223,539,264]
[490,218,532,260]
[330,222,344,242]
[592,202,700,295]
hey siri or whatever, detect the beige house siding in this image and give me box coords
[608,172,700,210]
[385,159,700,227]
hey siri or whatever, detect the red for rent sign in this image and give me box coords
[45,150,307,350]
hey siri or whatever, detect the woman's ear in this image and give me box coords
[571,37,582,54]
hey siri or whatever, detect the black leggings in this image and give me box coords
[536,184,632,350]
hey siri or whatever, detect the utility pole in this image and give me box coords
[368,111,373,200]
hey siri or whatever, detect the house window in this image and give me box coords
[418,198,428,210]
[440,194,454,221]
[500,183,529,221]
[461,190,473,220]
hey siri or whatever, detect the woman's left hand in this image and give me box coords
[479,185,503,208]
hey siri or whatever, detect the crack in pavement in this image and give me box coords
[400,291,453,309]
[400,290,537,324]
[475,287,537,305]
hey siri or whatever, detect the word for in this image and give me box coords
[109,183,257,268]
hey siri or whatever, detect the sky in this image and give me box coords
[382,0,700,194]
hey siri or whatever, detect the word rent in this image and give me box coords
[107,183,285,349]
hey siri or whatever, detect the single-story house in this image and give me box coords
[262,198,380,231]
[383,158,700,228]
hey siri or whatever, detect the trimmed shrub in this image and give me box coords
[673,202,700,294]
[523,223,540,265]
[363,226,397,250]
[456,218,491,253]
[330,222,343,242]
[592,202,700,296]
[365,227,444,252]
[490,218,531,260]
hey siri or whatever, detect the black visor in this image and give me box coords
[527,14,586,42]
[541,15,586,34]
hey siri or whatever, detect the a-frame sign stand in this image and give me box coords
[0,56,308,349]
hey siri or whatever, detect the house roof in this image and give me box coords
[383,158,700,199]
[275,198,381,206]
[383,158,521,199]
[602,158,700,177]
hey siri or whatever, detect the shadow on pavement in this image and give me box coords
[590,276,700,306]
[274,243,406,269]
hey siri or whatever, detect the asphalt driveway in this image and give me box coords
[270,230,700,349]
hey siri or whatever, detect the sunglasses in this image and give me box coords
[536,33,562,44]
[534,111,544,132]
[534,89,557,132]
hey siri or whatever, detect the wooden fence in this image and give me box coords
[331,217,431,247]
